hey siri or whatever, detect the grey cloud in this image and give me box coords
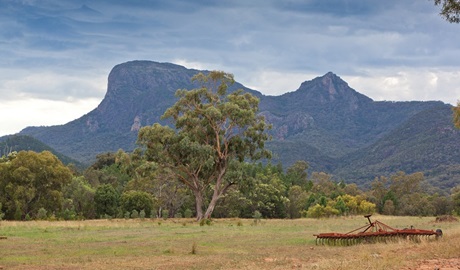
[1,0,459,100]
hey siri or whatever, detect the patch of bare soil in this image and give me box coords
[405,258,460,270]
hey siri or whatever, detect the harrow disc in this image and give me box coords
[313,215,442,246]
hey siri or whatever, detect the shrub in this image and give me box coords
[94,184,119,218]
[120,191,154,218]
[37,207,47,220]
[161,209,169,219]
[184,209,193,218]
[131,209,139,219]
[61,208,76,220]
[253,210,262,225]
[139,209,146,219]
[199,218,212,226]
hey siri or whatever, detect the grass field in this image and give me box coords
[0,215,459,269]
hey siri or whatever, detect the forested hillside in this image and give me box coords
[0,134,82,167]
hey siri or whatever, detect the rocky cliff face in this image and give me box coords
[87,61,200,133]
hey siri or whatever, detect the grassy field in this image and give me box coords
[0,215,459,270]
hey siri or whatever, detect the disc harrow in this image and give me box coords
[314,214,442,246]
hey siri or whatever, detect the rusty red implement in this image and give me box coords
[314,214,442,245]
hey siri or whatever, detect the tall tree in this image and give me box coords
[285,160,310,189]
[433,0,460,23]
[137,71,271,220]
[432,1,460,127]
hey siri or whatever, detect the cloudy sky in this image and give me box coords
[1,0,459,136]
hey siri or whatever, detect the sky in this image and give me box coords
[1,0,459,136]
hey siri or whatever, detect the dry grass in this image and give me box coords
[0,215,458,269]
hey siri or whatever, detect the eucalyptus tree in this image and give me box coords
[433,0,460,23]
[137,71,271,220]
[432,0,460,126]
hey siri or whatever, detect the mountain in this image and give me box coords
[334,104,460,190]
[260,72,448,173]
[19,60,460,190]
[20,61,258,162]
[0,134,82,167]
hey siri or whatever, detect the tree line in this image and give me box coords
[1,71,459,221]
[1,149,459,221]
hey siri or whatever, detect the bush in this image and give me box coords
[37,207,47,220]
[184,209,193,218]
[161,209,169,219]
[131,209,139,219]
[199,218,212,226]
[120,191,154,218]
[94,184,119,218]
[139,209,146,219]
[253,210,262,225]
[61,208,76,221]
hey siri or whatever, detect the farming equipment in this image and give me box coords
[314,214,442,245]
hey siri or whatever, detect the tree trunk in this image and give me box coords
[194,189,204,221]
[203,175,232,219]
[203,192,220,219]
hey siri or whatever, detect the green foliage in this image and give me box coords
[137,70,271,220]
[337,105,460,190]
[382,200,395,215]
[252,210,262,225]
[2,146,452,221]
[120,191,154,218]
[0,150,72,220]
[161,209,169,219]
[0,203,5,221]
[452,186,460,215]
[36,208,47,220]
[199,218,212,226]
[139,209,146,219]
[64,176,96,219]
[306,204,339,218]
[131,209,139,219]
[286,185,308,218]
[94,184,119,218]
[61,208,77,221]
[369,171,455,216]
[284,160,310,190]
[0,135,82,168]
[183,209,193,218]
[84,159,131,192]
[434,0,460,23]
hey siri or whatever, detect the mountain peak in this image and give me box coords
[290,72,372,107]
[318,71,346,84]
[323,71,338,78]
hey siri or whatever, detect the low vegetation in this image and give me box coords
[0,216,459,269]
